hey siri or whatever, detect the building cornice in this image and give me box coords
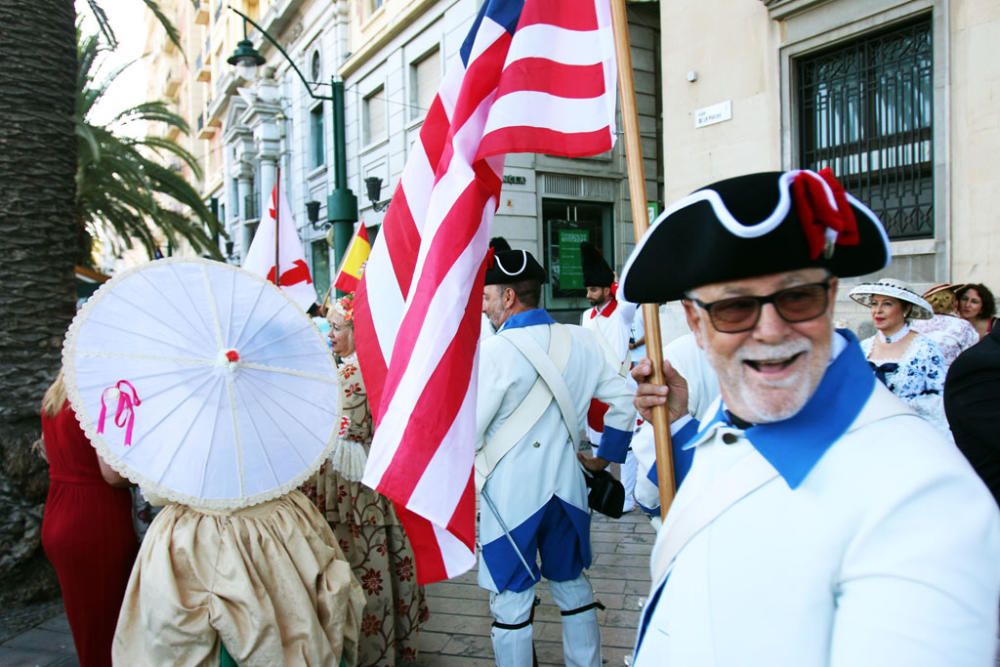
[760,0,835,20]
[339,0,442,78]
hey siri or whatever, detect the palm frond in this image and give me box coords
[143,0,184,56]
[85,0,117,49]
[76,30,225,261]
[82,0,184,56]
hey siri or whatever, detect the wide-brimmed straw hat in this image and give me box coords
[849,278,933,320]
[922,282,964,299]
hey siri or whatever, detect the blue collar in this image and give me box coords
[498,308,556,332]
[693,329,875,489]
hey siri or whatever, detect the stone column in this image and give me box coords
[236,167,253,258]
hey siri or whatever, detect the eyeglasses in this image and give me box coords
[689,280,832,333]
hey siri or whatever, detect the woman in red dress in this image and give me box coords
[40,371,138,667]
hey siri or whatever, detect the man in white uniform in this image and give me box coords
[579,242,639,512]
[623,170,1000,665]
[631,332,720,517]
[478,244,635,667]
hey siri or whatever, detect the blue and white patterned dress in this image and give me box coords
[861,334,952,437]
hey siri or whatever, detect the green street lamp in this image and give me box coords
[226,6,358,288]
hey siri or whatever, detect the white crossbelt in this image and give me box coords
[475,324,577,491]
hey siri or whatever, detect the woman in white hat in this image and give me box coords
[910,283,979,367]
[849,278,951,437]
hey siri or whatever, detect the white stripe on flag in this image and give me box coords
[400,141,436,230]
[506,24,613,66]
[485,92,616,134]
[434,522,477,579]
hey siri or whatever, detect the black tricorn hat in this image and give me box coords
[484,238,548,285]
[581,242,614,288]
[620,169,891,303]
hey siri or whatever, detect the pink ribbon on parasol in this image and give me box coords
[97,380,141,446]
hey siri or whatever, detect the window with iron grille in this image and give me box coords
[797,17,933,240]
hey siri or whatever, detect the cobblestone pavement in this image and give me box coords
[0,511,654,666]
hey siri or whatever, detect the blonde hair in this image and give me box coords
[41,369,67,418]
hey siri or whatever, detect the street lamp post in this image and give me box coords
[226,7,357,283]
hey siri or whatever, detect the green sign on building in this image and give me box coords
[558,228,590,290]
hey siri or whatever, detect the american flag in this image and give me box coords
[355,0,618,584]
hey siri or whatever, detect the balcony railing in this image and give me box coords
[196,112,215,140]
[195,54,211,82]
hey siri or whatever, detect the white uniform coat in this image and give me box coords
[476,309,635,593]
[580,298,636,364]
[634,331,1000,665]
[581,298,637,444]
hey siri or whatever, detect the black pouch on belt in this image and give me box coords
[582,467,625,518]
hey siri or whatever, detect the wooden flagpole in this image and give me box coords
[609,0,676,518]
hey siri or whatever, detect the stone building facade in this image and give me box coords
[657,0,1000,325]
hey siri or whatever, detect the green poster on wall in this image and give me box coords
[559,229,590,290]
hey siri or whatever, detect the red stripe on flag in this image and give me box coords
[334,272,359,293]
[354,279,388,422]
[517,0,598,31]
[420,96,451,173]
[446,470,477,549]
[382,185,421,298]
[497,59,607,99]
[394,505,449,584]
[478,125,612,160]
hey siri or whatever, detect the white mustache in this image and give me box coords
[735,340,812,363]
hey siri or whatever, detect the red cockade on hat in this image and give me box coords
[792,168,860,260]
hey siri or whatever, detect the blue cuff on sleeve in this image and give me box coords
[645,418,699,489]
[637,500,659,516]
[596,424,632,463]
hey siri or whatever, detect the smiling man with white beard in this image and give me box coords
[623,170,1000,666]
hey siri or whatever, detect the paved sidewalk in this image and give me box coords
[0,511,654,666]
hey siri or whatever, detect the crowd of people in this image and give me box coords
[36,168,999,666]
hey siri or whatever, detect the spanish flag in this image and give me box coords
[334,223,371,293]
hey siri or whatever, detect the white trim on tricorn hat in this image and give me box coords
[495,251,528,277]
[849,278,933,320]
[620,169,892,303]
[484,247,548,285]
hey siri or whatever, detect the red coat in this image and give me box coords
[41,401,137,667]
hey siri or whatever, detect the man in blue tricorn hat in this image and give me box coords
[476,239,635,666]
[625,169,1000,665]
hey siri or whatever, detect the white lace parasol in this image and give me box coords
[62,258,339,510]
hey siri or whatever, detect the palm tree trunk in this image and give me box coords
[0,0,78,606]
